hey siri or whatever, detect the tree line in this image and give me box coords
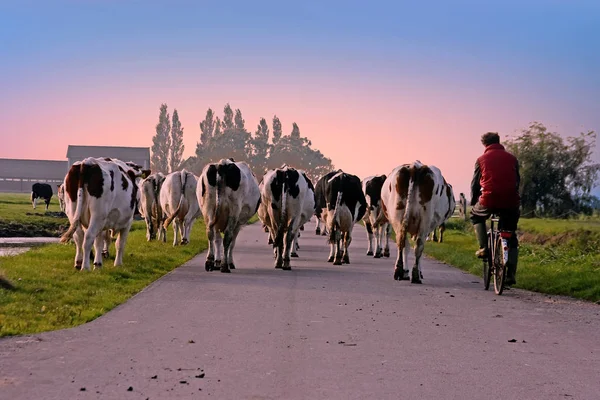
[150,103,333,182]
[151,104,599,217]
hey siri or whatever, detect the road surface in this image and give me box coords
[1,222,599,400]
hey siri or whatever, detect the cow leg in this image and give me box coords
[342,230,352,264]
[226,225,241,270]
[221,220,238,273]
[205,225,216,271]
[282,222,295,270]
[93,234,104,269]
[438,223,446,243]
[333,230,343,265]
[383,224,391,258]
[214,230,223,271]
[328,242,336,263]
[412,235,425,284]
[73,227,84,270]
[315,219,321,235]
[145,216,153,241]
[181,216,196,245]
[82,221,103,271]
[172,220,180,246]
[102,230,111,258]
[114,227,131,267]
[394,235,410,281]
[374,225,383,258]
[45,198,50,210]
[365,221,374,256]
[291,232,299,258]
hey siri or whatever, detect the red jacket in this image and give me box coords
[470,143,520,209]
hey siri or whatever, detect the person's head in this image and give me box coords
[481,132,500,147]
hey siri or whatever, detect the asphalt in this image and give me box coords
[1,222,599,400]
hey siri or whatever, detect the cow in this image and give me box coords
[362,175,391,258]
[57,184,66,212]
[31,183,53,210]
[59,157,140,271]
[138,172,166,241]
[381,161,456,283]
[313,170,341,236]
[160,170,201,246]
[198,158,260,273]
[323,171,367,265]
[258,166,310,269]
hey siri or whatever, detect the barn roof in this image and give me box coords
[66,145,150,161]
[0,158,68,180]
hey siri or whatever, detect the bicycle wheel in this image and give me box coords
[483,233,492,290]
[493,235,506,295]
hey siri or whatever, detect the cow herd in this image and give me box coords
[53,156,456,282]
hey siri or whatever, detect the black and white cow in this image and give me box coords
[138,172,166,241]
[60,157,140,271]
[160,170,201,246]
[381,161,456,283]
[31,183,53,210]
[258,166,310,269]
[198,159,260,273]
[323,171,367,265]
[362,175,391,258]
[313,170,342,236]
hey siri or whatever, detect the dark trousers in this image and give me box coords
[470,202,520,248]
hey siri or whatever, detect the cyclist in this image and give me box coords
[470,132,521,286]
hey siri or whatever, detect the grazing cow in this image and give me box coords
[31,183,53,210]
[138,172,166,241]
[314,170,341,236]
[323,171,367,265]
[362,175,391,258]
[60,157,140,271]
[198,159,260,273]
[258,166,310,269]
[160,170,201,246]
[381,161,456,283]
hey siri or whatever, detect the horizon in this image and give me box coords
[1,1,599,198]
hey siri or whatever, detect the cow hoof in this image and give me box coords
[343,255,350,264]
[383,249,390,258]
[102,251,109,259]
[374,252,381,259]
[282,265,292,271]
[205,259,214,272]
[327,256,334,263]
[403,270,410,280]
[315,228,321,235]
[411,269,422,284]
[366,251,373,256]
[180,238,189,245]
[220,266,231,273]
[213,260,222,271]
[321,231,327,236]
[75,261,83,270]
[333,259,343,266]
[229,263,236,270]
[291,252,299,258]
[268,237,273,245]
[393,268,402,280]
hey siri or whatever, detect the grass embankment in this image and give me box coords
[0,219,209,337]
[0,193,67,237]
[424,217,600,302]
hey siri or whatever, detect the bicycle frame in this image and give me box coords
[486,216,513,295]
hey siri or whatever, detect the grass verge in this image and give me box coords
[0,193,67,237]
[0,220,208,337]
[424,218,600,302]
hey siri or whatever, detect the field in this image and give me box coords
[0,193,67,237]
[424,217,600,302]
[0,193,210,337]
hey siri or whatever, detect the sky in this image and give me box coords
[1,0,599,197]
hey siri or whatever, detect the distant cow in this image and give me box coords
[57,184,66,212]
[160,170,201,246]
[362,175,391,258]
[258,166,310,269]
[138,172,166,241]
[31,183,53,210]
[60,157,140,271]
[323,171,367,265]
[314,170,341,236]
[381,161,456,283]
[198,159,260,273]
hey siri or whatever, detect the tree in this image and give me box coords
[234,109,245,130]
[505,122,600,217]
[170,109,184,172]
[199,108,216,146]
[222,103,234,131]
[272,115,282,145]
[151,103,171,174]
[249,117,271,176]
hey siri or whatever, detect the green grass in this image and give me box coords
[0,220,209,337]
[0,193,67,237]
[423,218,600,302]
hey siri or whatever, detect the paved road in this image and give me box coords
[1,222,599,400]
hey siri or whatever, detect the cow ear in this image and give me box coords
[142,169,151,178]
[228,157,235,162]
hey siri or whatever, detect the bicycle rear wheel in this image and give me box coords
[493,235,506,295]
[483,233,492,290]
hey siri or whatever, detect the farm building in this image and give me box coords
[66,145,150,169]
[0,158,68,193]
[0,146,151,193]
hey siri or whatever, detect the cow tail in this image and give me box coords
[163,171,187,230]
[60,163,86,243]
[276,179,287,245]
[328,190,342,244]
[214,171,224,223]
[398,177,415,248]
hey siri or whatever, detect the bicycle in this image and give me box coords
[483,214,514,295]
